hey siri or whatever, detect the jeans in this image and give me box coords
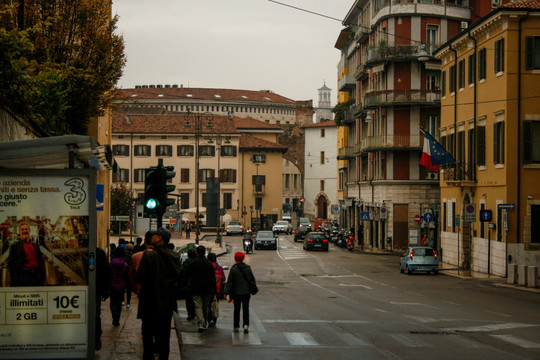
[185,295,195,317]
[207,296,218,324]
[232,294,251,328]
[193,294,211,328]
[142,311,173,360]
[109,289,124,325]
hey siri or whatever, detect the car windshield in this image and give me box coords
[229,222,242,226]
[257,231,274,239]
[309,233,326,240]
[413,248,435,256]
[276,221,288,225]
[299,218,310,224]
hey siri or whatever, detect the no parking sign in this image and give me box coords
[464,203,476,222]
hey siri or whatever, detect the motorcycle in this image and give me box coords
[336,229,346,247]
[346,232,355,251]
[243,236,253,254]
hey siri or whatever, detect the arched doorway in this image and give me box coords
[316,195,328,219]
[461,194,472,271]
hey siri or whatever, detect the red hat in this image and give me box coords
[234,252,245,263]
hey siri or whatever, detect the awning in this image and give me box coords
[0,135,117,171]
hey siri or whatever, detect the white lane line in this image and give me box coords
[284,332,319,346]
[181,332,205,345]
[341,333,374,347]
[490,334,540,348]
[442,300,461,306]
[388,333,425,348]
[484,310,512,318]
[445,323,538,333]
[339,284,372,290]
[262,319,369,324]
[232,331,262,345]
[375,308,388,313]
[389,301,439,309]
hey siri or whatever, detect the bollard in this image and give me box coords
[517,265,527,286]
[507,264,517,284]
[527,266,538,288]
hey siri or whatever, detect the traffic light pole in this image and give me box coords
[144,159,176,231]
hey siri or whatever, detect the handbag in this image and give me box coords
[212,295,219,317]
[237,265,258,295]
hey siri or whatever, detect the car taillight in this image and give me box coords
[433,250,438,259]
[307,238,313,242]
[409,250,414,260]
[323,239,328,242]
[296,230,299,234]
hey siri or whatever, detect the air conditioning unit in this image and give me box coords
[460,21,468,31]
[426,172,439,180]
[492,0,500,8]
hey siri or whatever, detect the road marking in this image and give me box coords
[375,308,388,313]
[389,301,439,309]
[484,310,512,318]
[339,284,372,290]
[442,300,461,306]
[232,331,262,345]
[284,332,319,346]
[388,333,425,347]
[445,323,538,333]
[490,334,540,348]
[341,333,373,347]
[262,319,369,324]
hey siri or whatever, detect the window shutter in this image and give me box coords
[262,176,266,185]
[233,170,237,183]
[252,175,256,185]
[526,36,534,70]
[493,123,499,164]
[477,126,486,166]
[211,169,215,178]
[495,41,499,72]
[524,121,532,164]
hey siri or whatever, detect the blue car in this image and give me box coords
[400,247,439,275]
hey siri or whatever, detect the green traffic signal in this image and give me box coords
[144,167,161,217]
[146,197,158,210]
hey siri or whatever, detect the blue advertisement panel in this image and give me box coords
[0,171,95,359]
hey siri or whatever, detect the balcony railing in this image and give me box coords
[367,44,421,63]
[253,184,265,194]
[337,146,356,160]
[364,89,440,108]
[338,71,356,91]
[360,134,422,151]
[442,162,475,184]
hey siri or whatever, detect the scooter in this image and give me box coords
[346,232,355,251]
[243,238,253,254]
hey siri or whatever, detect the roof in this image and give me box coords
[302,120,337,129]
[116,87,296,105]
[501,0,540,8]
[318,82,331,91]
[238,134,288,153]
[234,117,282,132]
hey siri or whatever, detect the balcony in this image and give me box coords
[372,0,470,26]
[337,146,356,160]
[360,134,422,152]
[364,89,440,108]
[367,44,421,65]
[442,163,476,185]
[338,70,356,91]
[253,184,265,195]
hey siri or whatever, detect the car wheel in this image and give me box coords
[406,266,412,275]
[433,270,439,275]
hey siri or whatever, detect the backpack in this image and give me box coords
[213,262,225,295]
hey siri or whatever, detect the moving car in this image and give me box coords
[298,217,312,230]
[226,221,245,236]
[293,226,310,242]
[272,220,293,235]
[400,247,439,275]
[303,232,329,251]
[254,230,277,250]
[282,212,292,222]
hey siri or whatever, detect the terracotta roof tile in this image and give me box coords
[234,117,282,131]
[238,134,288,153]
[302,120,337,128]
[116,87,296,105]
[502,0,540,8]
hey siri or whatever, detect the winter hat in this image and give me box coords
[234,252,245,263]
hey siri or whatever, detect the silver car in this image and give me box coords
[400,247,439,275]
[226,221,245,236]
[272,220,293,235]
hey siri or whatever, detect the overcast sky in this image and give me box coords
[112,0,353,105]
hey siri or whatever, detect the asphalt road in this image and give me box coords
[175,234,540,360]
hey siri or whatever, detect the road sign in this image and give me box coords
[464,203,476,222]
[423,212,434,223]
[219,208,226,216]
[480,210,492,222]
[380,207,387,219]
[361,212,370,221]
[111,215,129,221]
[498,203,515,210]
[455,214,460,226]
[414,214,421,223]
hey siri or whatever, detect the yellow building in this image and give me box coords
[434,0,540,277]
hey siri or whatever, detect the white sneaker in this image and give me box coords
[243,325,249,334]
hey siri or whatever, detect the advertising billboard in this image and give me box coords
[0,170,96,359]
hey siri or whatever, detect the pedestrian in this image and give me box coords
[185,245,216,333]
[123,243,134,308]
[129,231,154,297]
[185,221,191,239]
[224,252,256,333]
[95,247,110,351]
[420,234,428,246]
[109,243,116,260]
[182,248,197,321]
[136,228,181,360]
[109,247,128,326]
[133,237,143,253]
[207,252,225,327]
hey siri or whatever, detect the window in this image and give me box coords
[202,192,207,207]
[219,169,237,183]
[458,59,465,89]
[467,128,475,175]
[198,145,215,157]
[156,145,172,156]
[338,171,344,190]
[320,151,325,164]
[449,65,456,93]
[468,54,476,85]
[478,48,486,81]
[199,169,215,182]
[134,145,151,156]
[285,174,290,189]
[427,73,437,90]
[293,174,298,190]
[494,38,504,73]
[320,129,325,137]
[255,197,262,211]
[426,115,439,139]
[320,180,325,191]
[181,168,190,183]
[524,121,540,164]
[477,125,486,166]
[113,145,129,156]
[180,193,189,209]
[252,175,265,193]
[448,133,456,158]
[526,36,540,70]
[221,145,237,157]
[252,154,266,163]
[493,121,505,164]
[134,169,145,183]
[177,145,194,156]
[223,193,232,210]
[441,71,446,97]
[427,24,439,55]
[532,205,540,243]
[457,131,465,169]
[114,168,129,182]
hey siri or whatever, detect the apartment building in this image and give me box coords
[434,0,540,276]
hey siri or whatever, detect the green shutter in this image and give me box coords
[524,121,532,164]
[477,126,486,166]
[526,37,534,70]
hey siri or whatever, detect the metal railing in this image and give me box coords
[364,89,441,107]
[443,162,475,182]
[337,146,356,160]
[360,134,422,151]
[367,44,421,62]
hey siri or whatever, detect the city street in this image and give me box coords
[176,234,540,360]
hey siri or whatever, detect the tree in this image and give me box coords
[0,1,126,135]
[110,182,135,232]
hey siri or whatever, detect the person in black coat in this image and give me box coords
[7,223,45,286]
[185,245,216,332]
[224,252,257,333]
[95,247,110,351]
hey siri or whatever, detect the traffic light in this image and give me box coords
[160,165,176,214]
[144,166,161,217]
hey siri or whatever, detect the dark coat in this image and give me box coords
[186,255,216,296]
[96,247,110,300]
[7,240,45,286]
[224,262,256,296]
[136,245,181,319]
[109,257,128,291]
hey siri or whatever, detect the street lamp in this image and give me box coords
[184,108,213,244]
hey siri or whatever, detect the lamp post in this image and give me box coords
[184,108,213,244]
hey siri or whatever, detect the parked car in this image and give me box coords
[226,221,245,236]
[400,247,439,275]
[293,226,310,242]
[303,232,329,251]
[254,230,277,250]
[272,220,293,235]
[282,212,292,222]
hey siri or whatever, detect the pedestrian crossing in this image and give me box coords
[277,239,310,260]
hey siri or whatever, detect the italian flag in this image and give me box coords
[420,133,440,172]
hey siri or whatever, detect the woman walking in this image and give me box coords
[224,252,257,333]
[207,252,226,327]
[109,247,128,326]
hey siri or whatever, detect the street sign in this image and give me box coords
[423,212,434,223]
[455,214,460,226]
[111,215,129,221]
[380,207,387,219]
[361,212,370,221]
[464,203,476,222]
[480,210,492,222]
[219,208,226,216]
[498,203,515,210]
[414,214,421,223]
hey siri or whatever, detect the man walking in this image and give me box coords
[186,245,216,332]
[136,228,181,359]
